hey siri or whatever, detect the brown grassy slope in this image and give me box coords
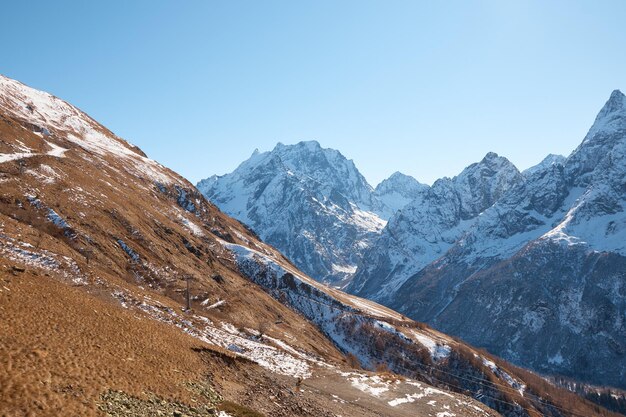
[0,112,344,363]
[0,269,209,417]
[0,88,350,415]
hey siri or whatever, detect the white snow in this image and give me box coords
[178,213,205,237]
[411,331,451,361]
[347,374,390,397]
[479,355,526,394]
[388,392,426,406]
[347,296,404,321]
[197,140,398,285]
[117,239,140,262]
[201,299,225,309]
[0,226,84,282]
[0,150,34,163]
[47,209,70,229]
[27,164,61,184]
[348,204,387,233]
[331,263,358,275]
[45,140,68,157]
[548,351,564,365]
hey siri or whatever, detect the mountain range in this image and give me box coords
[4,74,619,416]
[197,141,426,286]
[201,90,626,390]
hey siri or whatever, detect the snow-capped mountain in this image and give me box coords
[349,151,524,302]
[198,141,418,286]
[373,171,428,217]
[352,90,626,388]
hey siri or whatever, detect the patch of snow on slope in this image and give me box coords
[178,214,205,237]
[387,385,452,407]
[117,239,140,262]
[201,299,225,309]
[0,75,175,185]
[332,263,357,275]
[346,373,391,396]
[27,164,62,184]
[0,141,67,164]
[111,290,314,378]
[262,334,331,368]
[0,150,34,163]
[480,356,526,394]
[349,204,387,232]
[411,331,451,361]
[0,228,84,283]
[47,209,70,229]
[548,351,564,365]
[541,193,586,247]
[45,140,68,157]
[348,296,404,321]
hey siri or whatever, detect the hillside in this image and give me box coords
[0,74,617,417]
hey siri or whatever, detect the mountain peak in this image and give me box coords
[376,171,427,193]
[609,88,625,101]
[590,89,626,128]
[574,88,626,151]
[476,152,518,173]
[597,89,626,119]
[298,139,322,149]
[386,171,416,182]
[482,151,499,161]
[273,140,322,153]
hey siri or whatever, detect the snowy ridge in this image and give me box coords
[350,152,524,301]
[0,75,176,185]
[219,239,470,368]
[198,141,418,286]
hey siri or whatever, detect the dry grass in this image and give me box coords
[0,270,210,416]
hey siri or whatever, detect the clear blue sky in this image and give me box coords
[2,1,625,186]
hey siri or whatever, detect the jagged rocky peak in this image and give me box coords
[449,151,523,219]
[596,89,626,120]
[348,151,525,301]
[375,171,427,193]
[539,153,566,167]
[581,89,626,142]
[271,140,376,206]
[197,140,389,286]
[374,171,429,215]
[351,89,626,389]
[565,89,626,183]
